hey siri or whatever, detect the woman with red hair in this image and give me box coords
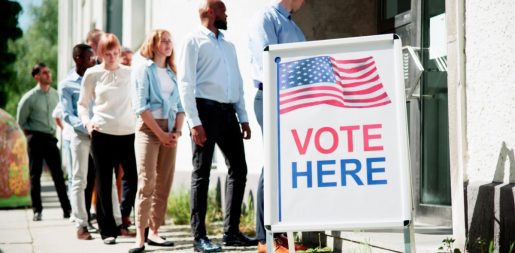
[78,33,138,245]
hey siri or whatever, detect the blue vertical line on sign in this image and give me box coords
[275,56,282,222]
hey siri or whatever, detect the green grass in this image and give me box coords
[166,187,256,236]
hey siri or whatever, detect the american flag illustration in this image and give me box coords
[278,56,391,114]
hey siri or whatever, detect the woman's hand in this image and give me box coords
[157,131,174,148]
[86,122,99,137]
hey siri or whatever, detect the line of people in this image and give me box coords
[16,0,306,253]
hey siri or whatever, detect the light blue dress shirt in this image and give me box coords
[132,59,184,132]
[178,26,248,127]
[60,71,90,136]
[248,3,306,85]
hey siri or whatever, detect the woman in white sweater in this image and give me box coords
[77,33,137,245]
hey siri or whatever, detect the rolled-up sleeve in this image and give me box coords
[178,37,201,127]
[132,65,151,115]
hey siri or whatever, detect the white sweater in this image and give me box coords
[78,64,136,136]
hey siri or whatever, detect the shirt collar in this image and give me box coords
[272,3,291,20]
[69,70,81,82]
[199,25,225,40]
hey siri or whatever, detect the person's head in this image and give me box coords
[120,47,133,66]
[279,0,305,13]
[140,29,176,72]
[97,33,121,68]
[86,29,104,52]
[31,63,52,86]
[199,0,227,30]
[72,44,96,75]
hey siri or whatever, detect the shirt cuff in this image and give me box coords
[187,117,202,128]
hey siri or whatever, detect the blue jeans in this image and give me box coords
[254,90,267,243]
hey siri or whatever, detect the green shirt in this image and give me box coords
[16,85,58,135]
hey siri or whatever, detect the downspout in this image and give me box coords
[448,0,468,250]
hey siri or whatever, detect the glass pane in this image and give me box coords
[420,0,450,205]
[384,0,411,19]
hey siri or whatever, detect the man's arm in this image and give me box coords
[178,36,207,146]
[61,86,87,135]
[178,38,201,127]
[249,14,280,82]
[16,93,31,132]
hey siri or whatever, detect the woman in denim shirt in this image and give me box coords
[130,29,185,253]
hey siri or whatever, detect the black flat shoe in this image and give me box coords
[147,238,174,247]
[128,246,145,253]
[143,227,166,242]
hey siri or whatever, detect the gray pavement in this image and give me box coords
[0,172,452,253]
[0,173,256,253]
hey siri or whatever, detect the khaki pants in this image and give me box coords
[134,119,177,229]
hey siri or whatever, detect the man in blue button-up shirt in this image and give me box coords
[248,1,306,252]
[60,44,97,239]
[178,0,255,252]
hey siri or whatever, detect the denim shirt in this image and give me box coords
[59,71,92,136]
[132,59,184,132]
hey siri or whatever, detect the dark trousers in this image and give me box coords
[190,98,248,239]
[27,131,71,213]
[90,131,137,238]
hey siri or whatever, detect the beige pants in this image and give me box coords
[134,119,177,229]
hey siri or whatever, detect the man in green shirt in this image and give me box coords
[17,63,71,221]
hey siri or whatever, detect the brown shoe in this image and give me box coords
[273,240,289,253]
[257,241,289,253]
[277,234,308,251]
[258,242,267,253]
[77,226,93,240]
[119,227,136,237]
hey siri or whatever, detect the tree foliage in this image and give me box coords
[0,0,23,111]
[5,0,58,115]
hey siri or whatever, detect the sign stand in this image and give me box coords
[404,221,416,253]
[263,34,416,252]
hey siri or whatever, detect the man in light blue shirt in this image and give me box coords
[248,1,306,252]
[178,0,255,252]
[60,44,97,240]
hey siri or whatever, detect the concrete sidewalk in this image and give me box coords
[0,173,256,253]
[0,172,452,253]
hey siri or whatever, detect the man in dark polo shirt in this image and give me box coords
[17,63,71,221]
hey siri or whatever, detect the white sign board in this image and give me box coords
[263,34,412,232]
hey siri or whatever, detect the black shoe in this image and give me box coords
[147,238,174,247]
[223,232,258,246]
[33,212,42,221]
[128,245,145,253]
[193,238,222,252]
[143,227,166,242]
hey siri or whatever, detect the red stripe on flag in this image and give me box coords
[342,83,383,95]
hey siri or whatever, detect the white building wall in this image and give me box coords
[59,0,272,187]
[465,0,515,183]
